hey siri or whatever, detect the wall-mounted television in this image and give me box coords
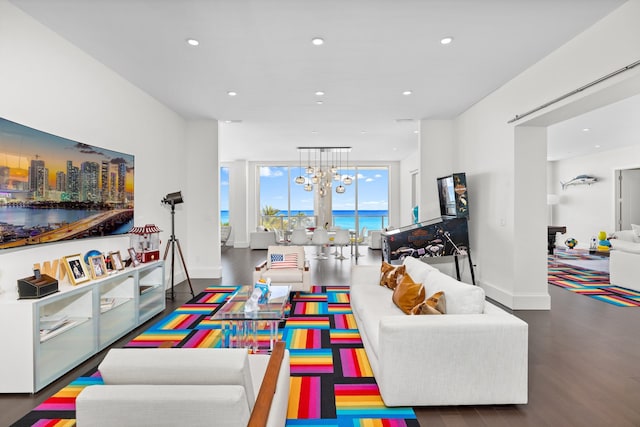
[0,117,134,250]
[437,173,468,218]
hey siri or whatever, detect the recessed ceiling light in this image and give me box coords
[582,128,591,132]
[360,131,367,134]
[402,90,412,96]
[222,120,242,124]
[316,101,323,105]
[227,91,237,97]
[440,36,453,45]
[595,145,601,148]
[311,131,318,134]
[414,130,419,134]
[186,38,200,46]
[315,91,325,96]
[311,37,324,46]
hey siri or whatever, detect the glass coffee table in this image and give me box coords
[212,285,290,352]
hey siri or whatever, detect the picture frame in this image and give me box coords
[88,255,108,280]
[110,251,125,271]
[128,247,141,267]
[63,254,90,286]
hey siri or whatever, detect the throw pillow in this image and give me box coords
[392,273,426,314]
[632,224,640,237]
[411,291,446,315]
[270,253,298,269]
[379,262,406,289]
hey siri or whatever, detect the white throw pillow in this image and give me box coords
[424,271,485,314]
[632,224,640,237]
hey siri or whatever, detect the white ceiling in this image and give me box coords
[10,0,630,162]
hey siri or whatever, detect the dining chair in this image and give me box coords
[311,228,330,259]
[332,228,351,260]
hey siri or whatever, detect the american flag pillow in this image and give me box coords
[270,253,298,269]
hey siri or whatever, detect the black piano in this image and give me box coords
[548,226,567,255]
[381,217,476,285]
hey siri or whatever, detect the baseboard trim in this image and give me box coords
[482,281,550,310]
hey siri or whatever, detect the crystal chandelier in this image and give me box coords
[296,147,351,196]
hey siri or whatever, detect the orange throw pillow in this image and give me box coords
[380,262,406,290]
[411,291,446,315]
[392,273,425,314]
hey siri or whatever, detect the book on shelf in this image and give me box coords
[139,285,154,295]
[40,314,74,337]
[100,297,116,312]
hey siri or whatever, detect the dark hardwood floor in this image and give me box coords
[3,247,640,426]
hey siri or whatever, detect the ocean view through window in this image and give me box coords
[257,165,388,231]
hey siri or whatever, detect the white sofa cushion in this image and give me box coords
[402,256,439,285]
[424,270,485,314]
[610,239,640,254]
[76,384,250,427]
[612,229,640,243]
[98,348,255,410]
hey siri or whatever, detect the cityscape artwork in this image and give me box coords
[0,117,134,250]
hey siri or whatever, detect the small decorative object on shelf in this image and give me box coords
[127,247,141,267]
[565,238,578,249]
[17,274,58,299]
[63,254,91,285]
[129,224,162,263]
[110,251,125,271]
[88,255,108,280]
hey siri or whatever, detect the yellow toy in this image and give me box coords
[597,231,611,252]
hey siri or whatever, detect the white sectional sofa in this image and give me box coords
[350,257,528,407]
[609,228,640,292]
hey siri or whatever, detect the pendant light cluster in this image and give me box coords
[295,147,352,196]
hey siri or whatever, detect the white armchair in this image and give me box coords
[253,245,311,292]
[75,342,290,427]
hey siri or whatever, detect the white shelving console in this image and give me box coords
[0,260,165,393]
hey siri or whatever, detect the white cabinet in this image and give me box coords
[0,260,165,393]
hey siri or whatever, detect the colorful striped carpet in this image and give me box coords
[13,285,418,426]
[548,264,640,307]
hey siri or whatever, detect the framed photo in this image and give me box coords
[89,255,108,280]
[110,251,125,271]
[63,254,90,285]
[128,247,141,267]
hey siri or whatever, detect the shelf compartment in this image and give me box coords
[100,298,135,348]
[36,317,95,391]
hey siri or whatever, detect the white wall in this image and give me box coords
[550,145,640,250]
[0,1,196,295]
[185,120,220,278]
[453,0,640,309]
[400,154,419,227]
[419,120,454,222]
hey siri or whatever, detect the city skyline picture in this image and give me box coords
[0,117,134,250]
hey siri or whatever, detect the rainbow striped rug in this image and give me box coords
[548,264,640,307]
[13,285,418,426]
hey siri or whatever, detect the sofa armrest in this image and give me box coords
[248,342,287,427]
[376,313,528,406]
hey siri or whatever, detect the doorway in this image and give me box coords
[615,168,640,230]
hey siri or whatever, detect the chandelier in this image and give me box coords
[295,147,352,196]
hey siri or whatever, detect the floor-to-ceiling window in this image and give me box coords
[220,166,229,225]
[258,164,388,232]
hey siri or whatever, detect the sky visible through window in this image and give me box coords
[259,166,388,212]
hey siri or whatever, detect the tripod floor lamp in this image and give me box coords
[162,191,194,300]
